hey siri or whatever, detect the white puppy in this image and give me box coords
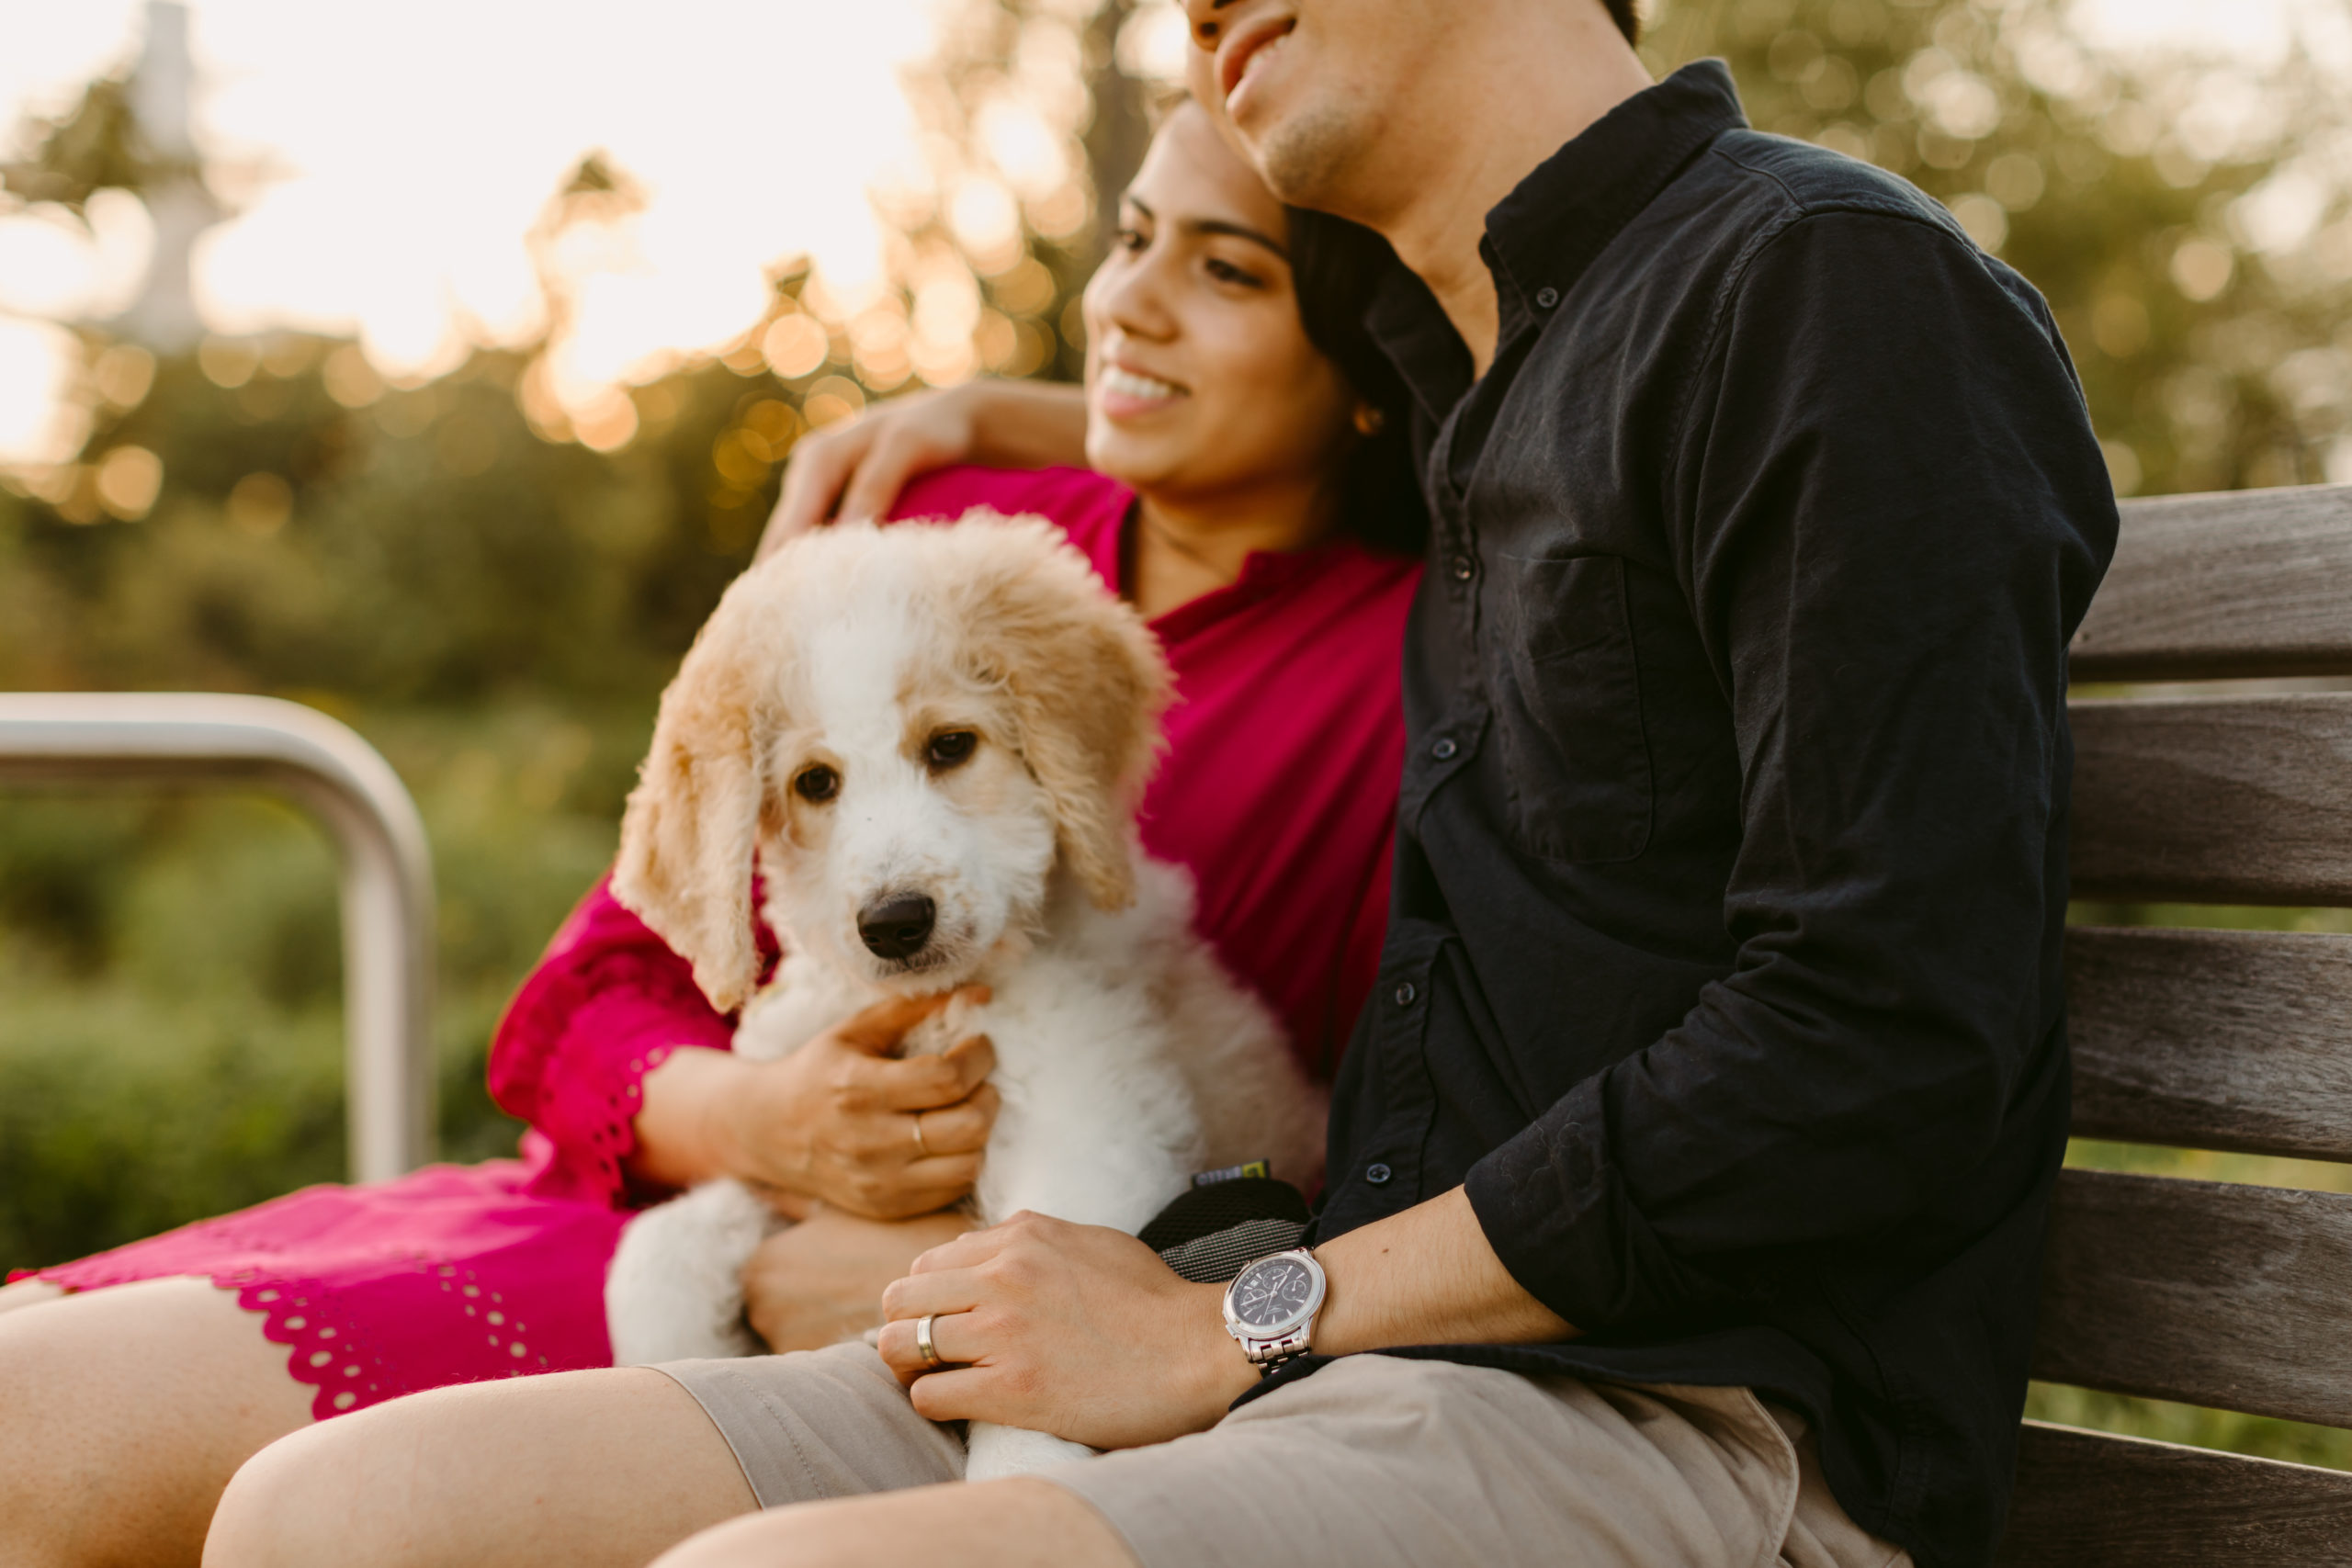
[603,512,1325,1479]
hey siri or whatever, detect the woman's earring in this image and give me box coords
[1352,404,1386,437]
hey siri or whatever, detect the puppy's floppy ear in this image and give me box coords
[613,584,770,1013]
[952,511,1172,910]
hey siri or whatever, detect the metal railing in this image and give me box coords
[0,694,435,1183]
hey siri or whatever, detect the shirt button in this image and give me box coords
[1393,980,1418,1008]
[1534,286,1560,309]
[1431,738,1458,761]
[1365,1163,1394,1187]
[1449,553,1475,581]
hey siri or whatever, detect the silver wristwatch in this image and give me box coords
[1222,1248,1327,1374]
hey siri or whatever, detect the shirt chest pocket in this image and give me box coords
[1487,552,1654,864]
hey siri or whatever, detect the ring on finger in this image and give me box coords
[915,1313,944,1371]
[911,1111,931,1159]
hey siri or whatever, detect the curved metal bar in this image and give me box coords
[0,694,436,1182]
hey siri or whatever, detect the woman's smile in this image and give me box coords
[1096,362,1191,423]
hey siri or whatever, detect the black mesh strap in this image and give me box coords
[1159,1217,1311,1284]
[1141,1176,1312,1285]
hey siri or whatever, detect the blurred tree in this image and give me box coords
[1642,0,2352,495]
[0,77,168,220]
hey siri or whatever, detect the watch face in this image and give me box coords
[1232,1256,1318,1333]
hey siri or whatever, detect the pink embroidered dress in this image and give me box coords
[17,466,1421,1419]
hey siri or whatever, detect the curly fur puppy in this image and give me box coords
[603,512,1324,1479]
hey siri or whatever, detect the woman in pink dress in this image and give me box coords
[0,101,1422,1567]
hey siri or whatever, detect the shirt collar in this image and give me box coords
[1366,60,1747,419]
[1482,59,1747,322]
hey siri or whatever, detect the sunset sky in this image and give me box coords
[0,0,2323,464]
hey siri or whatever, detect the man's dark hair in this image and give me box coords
[1604,0,1642,46]
[1283,206,1428,557]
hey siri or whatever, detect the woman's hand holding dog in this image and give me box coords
[633,991,1001,1221]
[741,1205,973,1353]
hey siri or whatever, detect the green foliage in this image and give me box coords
[0,77,189,220]
[1646,0,2352,495]
[0,705,644,1275]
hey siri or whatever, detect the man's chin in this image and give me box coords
[1250,103,1363,213]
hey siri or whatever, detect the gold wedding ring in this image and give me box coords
[915,1313,944,1371]
[910,1111,931,1158]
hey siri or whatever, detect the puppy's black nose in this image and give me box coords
[857,894,935,960]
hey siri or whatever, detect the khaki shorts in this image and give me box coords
[657,1342,1909,1568]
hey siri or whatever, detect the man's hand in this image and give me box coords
[874,1213,1255,1451]
[761,389,980,554]
[757,380,1090,557]
[742,1205,972,1354]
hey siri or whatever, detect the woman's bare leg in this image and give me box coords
[0,1277,313,1568]
[651,1479,1136,1568]
[0,1280,65,1315]
[202,1367,757,1568]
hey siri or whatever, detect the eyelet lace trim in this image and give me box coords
[30,1250,560,1421]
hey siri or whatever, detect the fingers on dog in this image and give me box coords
[906,1093,993,1159]
[763,428,864,548]
[832,991,955,1055]
[881,1264,982,1326]
[939,1031,999,1092]
[837,423,936,525]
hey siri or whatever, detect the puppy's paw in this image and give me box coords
[963,1420,1097,1481]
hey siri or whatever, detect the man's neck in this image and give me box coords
[1364,22,1653,378]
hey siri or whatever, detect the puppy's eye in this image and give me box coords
[793,764,839,803]
[925,731,978,771]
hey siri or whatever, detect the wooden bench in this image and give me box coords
[1994,480,2352,1564]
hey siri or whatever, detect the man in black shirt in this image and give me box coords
[853,0,2101,1559]
[206,5,2115,1566]
[695,3,2106,1558]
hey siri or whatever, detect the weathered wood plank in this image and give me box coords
[2071,483,2352,682]
[2068,926,2352,1162]
[2032,1169,2352,1427]
[2069,694,2352,905]
[1995,1422,2352,1567]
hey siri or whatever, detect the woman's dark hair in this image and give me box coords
[1283,206,1429,557]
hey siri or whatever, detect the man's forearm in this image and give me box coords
[1310,1186,1576,1354]
[968,379,1089,470]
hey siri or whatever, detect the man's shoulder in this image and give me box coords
[1651,130,2049,330]
[1695,130,1962,238]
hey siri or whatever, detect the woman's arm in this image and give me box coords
[762,380,1089,551]
[491,878,1000,1218]
[741,1205,975,1351]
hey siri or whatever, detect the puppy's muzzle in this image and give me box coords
[858,893,937,961]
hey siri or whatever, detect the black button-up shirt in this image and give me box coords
[1289,62,2117,1568]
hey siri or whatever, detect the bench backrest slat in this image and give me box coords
[2069,694,2352,905]
[2031,1168,2352,1428]
[2067,926,2352,1161]
[1998,483,2352,1562]
[1994,1423,2352,1567]
[2071,485,2352,682]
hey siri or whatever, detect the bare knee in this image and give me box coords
[0,1279,311,1568]
[649,1480,1136,1568]
[0,1279,66,1316]
[203,1420,366,1568]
